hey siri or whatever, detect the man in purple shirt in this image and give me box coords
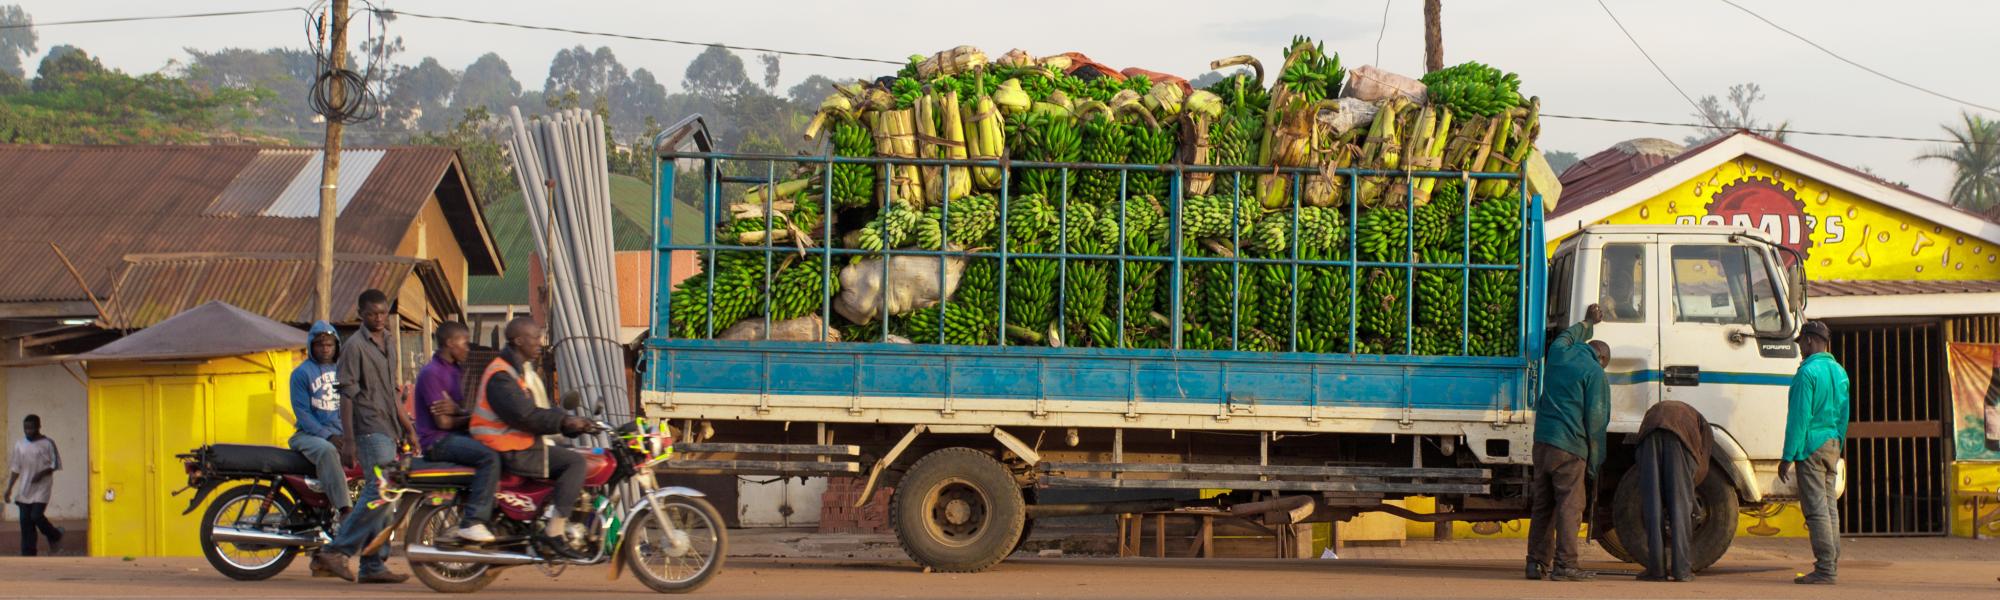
[414,322,500,543]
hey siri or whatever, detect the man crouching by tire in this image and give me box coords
[1632,400,1712,582]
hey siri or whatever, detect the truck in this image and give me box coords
[636,119,1821,573]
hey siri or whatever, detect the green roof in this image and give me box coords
[467,173,664,306]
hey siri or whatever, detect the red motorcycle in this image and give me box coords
[177,444,361,580]
[399,420,725,594]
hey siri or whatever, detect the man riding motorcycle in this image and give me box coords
[469,317,597,559]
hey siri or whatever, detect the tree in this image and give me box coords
[1918,112,2000,213]
[408,106,513,206]
[452,52,523,116]
[1685,83,1789,145]
[787,74,836,107]
[1543,150,1581,176]
[384,56,458,130]
[0,49,265,144]
[758,53,780,93]
[0,5,34,79]
[182,47,318,137]
[32,44,101,92]
[683,44,752,98]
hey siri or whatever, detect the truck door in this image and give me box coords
[1580,234,1662,431]
[1655,240,1798,460]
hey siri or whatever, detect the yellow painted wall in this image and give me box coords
[1554,155,2000,281]
[395,192,472,324]
[85,352,298,557]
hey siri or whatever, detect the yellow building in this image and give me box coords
[70,301,307,557]
[1548,132,2000,539]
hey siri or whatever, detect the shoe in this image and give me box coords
[312,551,356,582]
[1524,560,1548,580]
[532,532,590,560]
[1548,566,1596,582]
[1673,573,1695,583]
[49,528,64,555]
[1636,573,1669,582]
[357,570,410,584]
[1794,572,1836,585]
[456,523,496,544]
[308,553,337,578]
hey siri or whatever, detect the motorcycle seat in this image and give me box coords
[199,444,316,476]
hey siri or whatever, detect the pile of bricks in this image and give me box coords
[819,478,896,534]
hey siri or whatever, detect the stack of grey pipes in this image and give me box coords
[506,106,630,439]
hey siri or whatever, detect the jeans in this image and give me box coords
[498,447,587,520]
[424,434,499,524]
[325,433,394,575]
[14,502,61,556]
[288,432,351,511]
[1797,439,1842,578]
[1526,443,1587,569]
[1637,431,1696,580]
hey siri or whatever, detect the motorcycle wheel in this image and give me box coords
[623,495,727,594]
[199,484,301,581]
[406,502,502,594]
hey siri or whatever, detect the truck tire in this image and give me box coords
[1611,466,1739,572]
[891,447,1026,572]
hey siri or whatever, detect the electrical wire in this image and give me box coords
[1593,0,1717,130]
[304,0,380,125]
[371,8,904,66]
[0,7,305,29]
[1374,0,1394,66]
[1717,0,1999,114]
[1542,113,1992,145]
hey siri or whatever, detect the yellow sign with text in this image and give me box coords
[1574,156,2000,281]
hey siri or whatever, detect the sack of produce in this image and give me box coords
[917,45,988,79]
[834,253,966,324]
[1342,65,1426,103]
[718,314,844,342]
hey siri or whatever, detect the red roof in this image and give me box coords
[0,145,503,305]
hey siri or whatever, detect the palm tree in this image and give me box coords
[1918,112,2000,213]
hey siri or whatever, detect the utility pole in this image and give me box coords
[1424,0,1443,73]
[316,0,350,322]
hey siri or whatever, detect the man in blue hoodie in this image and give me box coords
[288,321,350,516]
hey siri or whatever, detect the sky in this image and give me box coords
[11,0,1997,200]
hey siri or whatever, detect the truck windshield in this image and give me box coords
[1670,245,1785,335]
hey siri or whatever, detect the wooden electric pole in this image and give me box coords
[1424,0,1443,73]
[316,0,351,322]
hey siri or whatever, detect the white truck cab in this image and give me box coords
[1549,225,1827,567]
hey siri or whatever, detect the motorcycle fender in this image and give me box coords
[181,481,224,516]
[620,487,707,529]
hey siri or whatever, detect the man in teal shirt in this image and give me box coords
[1526,304,1610,582]
[1779,320,1848,585]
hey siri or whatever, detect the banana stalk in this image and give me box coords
[938,89,972,202]
[965,92,1006,190]
[1387,105,1434,207]
[1186,115,1215,196]
[1415,108,1454,202]
[803,93,853,141]
[993,78,1030,115]
[738,178,813,208]
[871,108,923,207]
[1479,97,1540,198]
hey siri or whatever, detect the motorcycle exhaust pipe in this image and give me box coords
[210,526,320,547]
[405,544,541,566]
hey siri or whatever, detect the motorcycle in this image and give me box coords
[177,444,360,580]
[400,419,726,594]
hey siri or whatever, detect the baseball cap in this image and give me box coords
[1797,320,1831,342]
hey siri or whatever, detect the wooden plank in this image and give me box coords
[659,459,861,474]
[1846,420,1944,439]
[1044,477,1485,495]
[1040,462,1489,479]
[674,443,861,456]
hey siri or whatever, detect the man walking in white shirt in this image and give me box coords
[5,414,63,556]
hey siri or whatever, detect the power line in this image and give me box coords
[0,7,306,29]
[1374,0,1394,66]
[1542,113,1992,146]
[1593,0,1717,130]
[1717,0,1999,114]
[372,8,903,66]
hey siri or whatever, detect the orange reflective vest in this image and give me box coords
[470,357,536,452]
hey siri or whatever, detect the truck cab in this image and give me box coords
[1548,224,1821,565]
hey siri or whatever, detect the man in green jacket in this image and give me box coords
[1779,320,1848,585]
[1526,304,1610,582]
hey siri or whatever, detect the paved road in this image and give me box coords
[3,554,1996,599]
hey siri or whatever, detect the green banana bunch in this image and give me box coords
[1358,267,1408,351]
[1179,195,1266,242]
[901,300,995,346]
[1075,105,1133,205]
[855,202,924,252]
[1204,71,1265,198]
[1357,208,1411,263]
[1419,61,1524,118]
[913,194,1002,250]
[1128,122,1176,200]
[830,116,877,208]
[1276,36,1344,105]
[1012,110,1082,200]
[1469,193,1523,265]
[1468,271,1519,356]
[1415,248,1464,328]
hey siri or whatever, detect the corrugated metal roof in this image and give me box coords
[1809,279,2000,298]
[208,150,315,217]
[105,252,461,328]
[0,145,501,304]
[261,149,387,218]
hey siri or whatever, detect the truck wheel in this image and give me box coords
[1612,466,1740,572]
[891,447,1026,572]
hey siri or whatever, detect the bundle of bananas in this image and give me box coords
[1179,194,1266,242]
[1199,66,1268,198]
[1118,196,1170,320]
[1415,248,1463,328]
[1061,203,1116,343]
[1012,108,1082,200]
[667,251,839,339]
[1075,103,1134,205]
[1357,208,1410,262]
[962,82,1008,191]
[1468,270,1519,356]
[1256,38,1351,208]
[1419,61,1523,118]
[1357,267,1408,351]
[1413,197,1463,251]
[912,194,1002,250]
[854,202,923,252]
[1413,324,1463,356]
[829,117,878,207]
[1003,195,1062,337]
[1469,192,1523,265]
[900,300,995,346]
